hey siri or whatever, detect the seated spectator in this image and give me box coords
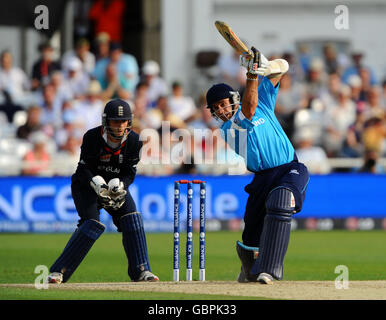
[54,135,81,176]
[74,80,104,131]
[100,62,131,100]
[39,83,62,133]
[298,44,311,75]
[322,43,340,75]
[31,42,61,90]
[168,81,196,122]
[320,72,342,112]
[342,111,366,158]
[144,96,185,131]
[217,50,246,90]
[94,32,110,61]
[0,50,30,105]
[347,74,363,105]
[93,42,139,97]
[22,132,52,176]
[141,60,168,107]
[62,38,95,75]
[16,105,43,139]
[342,52,377,86]
[304,58,327,99]
[295,129,331,174]
[188,93,217,130]
[362,86,384,121]
[282,52,305,82]
[358,149,384,173]
[63,56,90,99]
[361,116,386,155]
[50,71,73,107]
[0,89,24,123]
[275,73,307,141]
[323,85,356,156]
[382,79,386,108]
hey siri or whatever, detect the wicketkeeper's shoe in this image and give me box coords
[257,272,274,285]
[134,270,159,282]
[47,272,63,284]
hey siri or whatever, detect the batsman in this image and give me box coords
[47,99,159,283]
[206,48,309,284]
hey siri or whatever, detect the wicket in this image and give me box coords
[173,179,206,282]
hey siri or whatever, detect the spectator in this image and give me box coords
[217,50,246,90]
[320,72,342,112]
[16,105,43,139]
[342,52,378,86]
[282,52,305,82]
[54,135,81,176]
[74,80,104,132]
[361,116,386,155]
[99,62,131,100]
[31,43,61,90]
[168,81,196,122]
[342,111,366,157]
[39,83,61,133]
[323,85,356,156]
[94,32,110,61]
[298,44,311,75]
[358,149,383,173]
[22,132,51,176]
[362,86,384,121]
[295,128,331,174]
[304,58,326,99]
[347,74,363,105]
[89,0,126,43]
[322,43,340,75]
[141,60,168,107]
[275,73,307,140]
[0,50,30,105]
[94,42,138,97]
[144,96,185,131]
[63,56,90,99]
[50,71,73,107]
[62,38,95,75]
[382,79,386,108]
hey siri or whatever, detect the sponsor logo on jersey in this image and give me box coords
[119,154,123,164]
[98,165,120,174]
[252,117,265,126]
[100,154,112,162]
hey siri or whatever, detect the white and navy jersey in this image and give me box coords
[72,126,142,188]
[221,77,295,172]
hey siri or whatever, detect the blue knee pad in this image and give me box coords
[120,212,151,280]
[50,219,105,282]
[251,188,295,280]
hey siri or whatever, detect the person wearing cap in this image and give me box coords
[93,42,139,98]
[47,98,159,284]
[205,48,309,285]
[64,56,90,98]
[94,32,110,61]
[141,60,168,108]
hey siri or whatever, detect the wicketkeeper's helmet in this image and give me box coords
[102,99,133,139]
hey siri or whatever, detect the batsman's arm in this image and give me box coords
[241,79,259,120]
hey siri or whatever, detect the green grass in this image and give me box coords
[0,231,385,299]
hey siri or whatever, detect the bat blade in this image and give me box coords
[215,21,254,59]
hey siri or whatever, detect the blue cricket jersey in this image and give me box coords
[220,77,295,172]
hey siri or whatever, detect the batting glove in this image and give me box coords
[240,47,269,80]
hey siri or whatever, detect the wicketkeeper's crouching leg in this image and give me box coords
[119,212,159,282]
[48,219,105,283]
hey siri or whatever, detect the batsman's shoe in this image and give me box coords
[257,273,274,285]
[236,241,259,283]
[47,272,63,284]
[134,270,159,282]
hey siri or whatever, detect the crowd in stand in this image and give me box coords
[0,34,385,176]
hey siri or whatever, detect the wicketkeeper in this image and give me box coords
[205,48,309,284]
[47,99,159,283]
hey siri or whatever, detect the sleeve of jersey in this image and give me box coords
[257,77,280,112]
[231,109,256,131]
[74,132,95,185]
[120,139,143,189]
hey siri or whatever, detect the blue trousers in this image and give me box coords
[242,159,309,247]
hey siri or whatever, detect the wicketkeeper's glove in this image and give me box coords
[108,178,127,210]
[90,175,114,208]
[240,47,269,80]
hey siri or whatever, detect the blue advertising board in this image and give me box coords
[0,174,385,232]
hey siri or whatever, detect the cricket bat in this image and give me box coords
[214,21,254,60]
